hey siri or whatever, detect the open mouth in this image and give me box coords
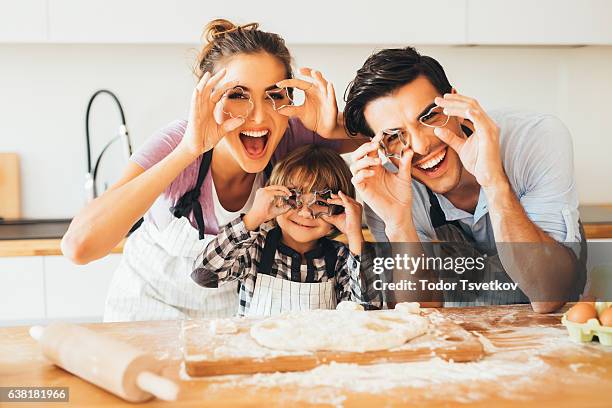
[413,146,448,175]
[239,129,269,159]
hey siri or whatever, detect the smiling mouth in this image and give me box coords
[239,129,269,158]
[414,147,448,173]
[290,219,316,228]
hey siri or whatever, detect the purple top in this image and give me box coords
[132,118,342,235]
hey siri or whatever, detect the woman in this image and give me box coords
[61,19,362,321]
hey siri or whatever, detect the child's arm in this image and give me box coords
[191,216,261,287]
[335,244,383,309]
[324,191,382,308]
[192,185,291,287]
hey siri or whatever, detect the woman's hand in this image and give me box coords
[243,185,291,230]
[179,68,245,158]
[350,135,416,237]
[275,67,339,138]
[322,191,365,255]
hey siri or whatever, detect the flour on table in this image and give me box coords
[250,309,428,353]
[335,301,364,311]
[209,319,238,335]
[394,302,421,314]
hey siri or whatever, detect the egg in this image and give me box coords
[567,302,598,323]
[599,307,612,327]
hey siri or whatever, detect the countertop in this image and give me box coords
[0,305,611,407]
[1,204,611,257]
[0,238,125,257]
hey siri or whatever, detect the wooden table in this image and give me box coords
[1,305,611,407]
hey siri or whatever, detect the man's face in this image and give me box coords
[363,76,465,194]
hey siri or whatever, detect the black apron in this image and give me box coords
[258,226,338,281]
[170,149,272,239]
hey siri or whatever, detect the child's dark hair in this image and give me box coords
[269,145,355,198]
[194,19,293,81]
[343,46,453,137]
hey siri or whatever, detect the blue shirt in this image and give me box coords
[365,109,582,250]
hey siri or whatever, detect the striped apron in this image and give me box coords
[246,227,338,317]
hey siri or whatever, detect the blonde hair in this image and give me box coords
[193,18,293,80]
[269,145,355,198]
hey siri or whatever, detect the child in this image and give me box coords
[191,145,380,316]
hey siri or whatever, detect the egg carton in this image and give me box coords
[561,314,612,346]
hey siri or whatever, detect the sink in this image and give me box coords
[0,218,72,240]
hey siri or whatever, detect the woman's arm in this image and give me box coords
[62,68,242,265]
[62,145,199,264]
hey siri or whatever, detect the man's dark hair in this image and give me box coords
[343,46,453,137]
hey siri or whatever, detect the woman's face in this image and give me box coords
[214,52,290,174]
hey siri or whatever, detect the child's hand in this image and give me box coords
[323,191,364,254]
[243,185,291,230]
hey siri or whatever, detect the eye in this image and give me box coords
[421,111,438,121]
[267,92,285,100]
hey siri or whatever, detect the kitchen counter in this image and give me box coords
[1,305,610,407]
[0,239,125,257]
[1,204,611,258]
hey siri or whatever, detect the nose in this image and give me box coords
[249,98,266,123]
[297,204,313,219]
[410,130,433,156]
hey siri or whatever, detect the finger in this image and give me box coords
[351,170,376,185]
[210,80,240,103]
[299,67,313,76]
[440,93,481,107]
[276,78,315,92]
[350,139,381,164]
[433,127,466,154]
[349,156,381,174]
[310,69,328,93]
[267,185,292,195]
[327,82,337,106]
[221,117,245,133]
[203,68,227,95]
[325,197,345,206]
[195,71,211,92]
[275,104,302,117]
[397,148,414,181]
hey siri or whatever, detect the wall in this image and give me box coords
[0,43,611,218]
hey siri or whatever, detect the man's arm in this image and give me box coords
[434,95,580,313]
[485,180,577,313]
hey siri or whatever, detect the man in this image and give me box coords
[343,47,586,313]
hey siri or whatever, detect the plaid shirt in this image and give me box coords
[192,216,381,316]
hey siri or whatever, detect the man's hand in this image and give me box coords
[432,94,507,189]
[349,134,416,238]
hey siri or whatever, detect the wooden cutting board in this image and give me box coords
[0,153,20,219]
[183,310,485,377]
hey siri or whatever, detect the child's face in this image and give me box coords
[275,188,335,243]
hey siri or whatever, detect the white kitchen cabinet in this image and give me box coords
[467,0,612,45]
[0,256,45,322]
[47,0,467,44]
[44,254,121,321]
[0,0,47,42]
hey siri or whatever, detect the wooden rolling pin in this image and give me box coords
[29,323,178,403]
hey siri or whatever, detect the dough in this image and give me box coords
[250,310,428,353]
[336,301,364,311]
[209,319,238,335]
[394,302,421,314]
